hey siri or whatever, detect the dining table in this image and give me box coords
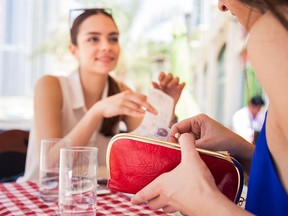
[0,181,170,215]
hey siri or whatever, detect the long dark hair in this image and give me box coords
[239,0,288,30]
[100,76,122,136]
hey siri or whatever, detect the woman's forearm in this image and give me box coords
[227,131,255,175]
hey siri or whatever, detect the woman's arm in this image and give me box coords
[34,76,158,169]
[34,76,63,145]
[34,75,104,149]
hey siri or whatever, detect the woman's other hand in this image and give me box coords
[152,71,185,106]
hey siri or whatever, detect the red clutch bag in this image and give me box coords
[106,133,244,203]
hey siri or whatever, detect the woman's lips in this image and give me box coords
[96,56,114,63]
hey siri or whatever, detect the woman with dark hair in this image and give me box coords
[132,1,288,215]
[18,9,184,182]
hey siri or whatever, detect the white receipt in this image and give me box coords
[132,88,174,140]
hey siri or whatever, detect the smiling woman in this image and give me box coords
[17,8,185,183]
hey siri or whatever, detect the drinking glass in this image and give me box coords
[39,138,71,202]
[59,146,98,216]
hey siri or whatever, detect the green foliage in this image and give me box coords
[243,65,263,105]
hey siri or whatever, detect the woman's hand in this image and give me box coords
[168,114,255,174]
[93,90,157,119]
[131,133,245,215]
[168,114,250,152]
[152,71,185,106]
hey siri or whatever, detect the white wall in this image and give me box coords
[191,11,246,127]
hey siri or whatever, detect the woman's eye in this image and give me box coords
[109,37,118,43]
[88,37,99,42]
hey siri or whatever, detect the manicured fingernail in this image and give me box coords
[174,133,181,141]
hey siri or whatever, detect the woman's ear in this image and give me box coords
[68,43,79,59]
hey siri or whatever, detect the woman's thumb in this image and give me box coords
[178,133,199,163]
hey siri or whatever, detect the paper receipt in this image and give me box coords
[132,88,174,140]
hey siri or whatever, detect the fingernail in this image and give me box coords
[174,133,181,141]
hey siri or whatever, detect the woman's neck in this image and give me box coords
[79,68,108,109]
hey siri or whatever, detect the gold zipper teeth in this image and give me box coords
[108,133,233,161]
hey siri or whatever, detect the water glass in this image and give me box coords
[39,138,71,202]
[59,146,98,216]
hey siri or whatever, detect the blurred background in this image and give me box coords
[0,0,264,131]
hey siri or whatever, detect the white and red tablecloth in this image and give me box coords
[0,181,167,215]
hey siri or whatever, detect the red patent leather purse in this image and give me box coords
[106,133,244,203]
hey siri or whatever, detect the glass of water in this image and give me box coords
[59,146,98,216]
[39,138,71,202]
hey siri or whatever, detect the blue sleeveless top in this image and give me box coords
[246,116,288,215]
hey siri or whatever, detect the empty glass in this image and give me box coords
[59,146,98,216]
[39,138,71,202]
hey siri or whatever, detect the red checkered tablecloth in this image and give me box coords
[0,181,168,215]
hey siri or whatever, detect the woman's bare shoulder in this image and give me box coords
[35,75,60,90]
[34,75,62,103]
